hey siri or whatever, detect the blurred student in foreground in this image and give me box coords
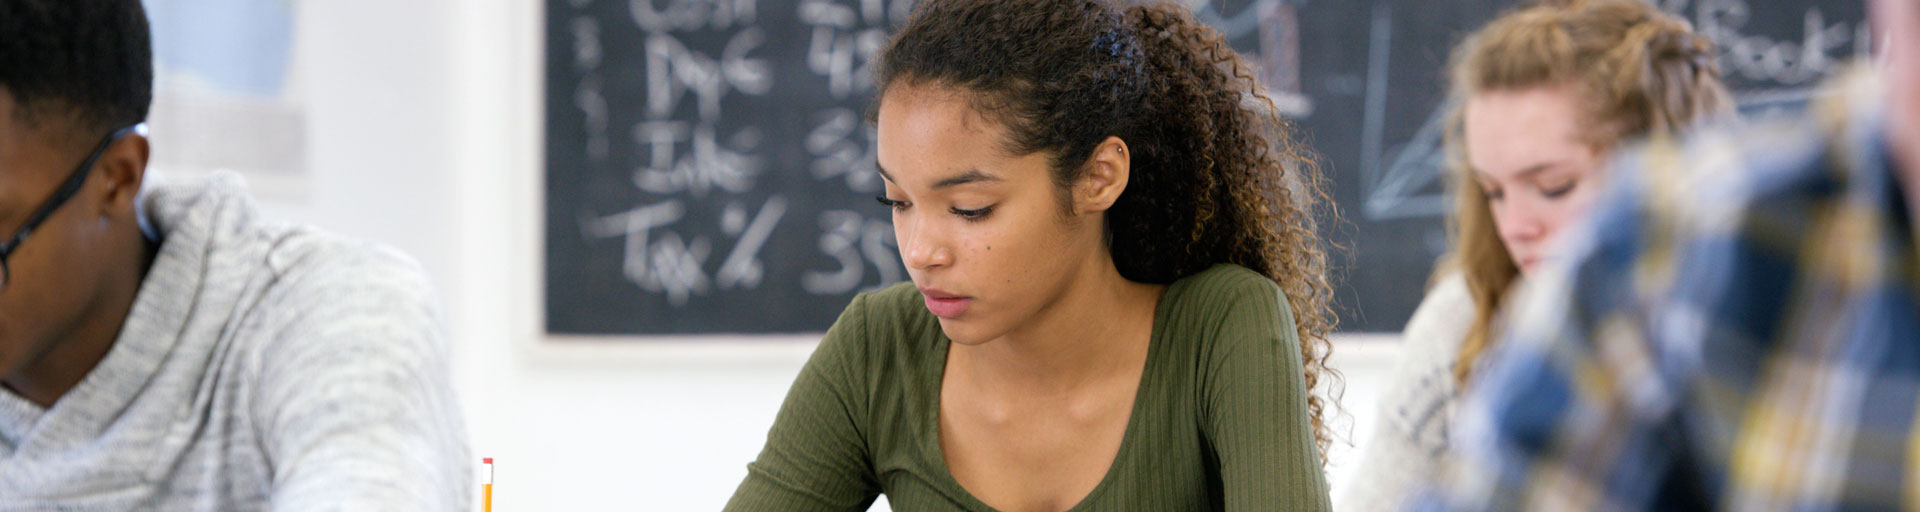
[0,0,468,509]
[727,0,1339,510]
[1427,0,1920,508]
[1341,1,1732,509]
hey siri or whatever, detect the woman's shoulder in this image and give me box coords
[849,280,940,335]
[1169,263,1288,308]
[816,280,944,364]
[854,280,928,318]
[1161,264,1296,345]
[1422,271,1474,308]
[1401,271,1478,355]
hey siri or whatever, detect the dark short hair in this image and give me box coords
[0,0,153,133]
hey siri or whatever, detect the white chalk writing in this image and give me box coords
[1664,0,1868,86]
[644,29,771,121]
[586,196,791,305]
[632,121,761,197]
[629,0,757,33]
[803,210,901,295]
[805,108,882,193]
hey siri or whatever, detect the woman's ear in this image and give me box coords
[1076,136,1130,214]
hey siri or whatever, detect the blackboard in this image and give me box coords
[545,0,1872,335]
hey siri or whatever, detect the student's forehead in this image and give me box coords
[876,138,1024,186]
[878,86,1018,146]
[874,89,1057,186]
[1468,121,1589,179]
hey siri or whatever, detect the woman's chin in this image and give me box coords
[936,318,998,346]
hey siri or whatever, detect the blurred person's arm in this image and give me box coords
[726,294,881,511]
[1200,277,1331,510]
[1339,274,1473,512]
[250,245,471,511]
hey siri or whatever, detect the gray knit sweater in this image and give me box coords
[0,173,470,511]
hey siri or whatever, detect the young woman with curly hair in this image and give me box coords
[726,0,1339,510]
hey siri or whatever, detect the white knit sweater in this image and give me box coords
[1339,273,1477,512]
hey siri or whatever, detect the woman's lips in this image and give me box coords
[920,289,972,318]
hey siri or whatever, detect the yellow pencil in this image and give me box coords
[482,457,494,512]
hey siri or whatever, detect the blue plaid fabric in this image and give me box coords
[1425,70,1920,511]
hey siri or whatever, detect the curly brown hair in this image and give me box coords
[875,0,1340,463]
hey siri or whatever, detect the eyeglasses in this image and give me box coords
[0,124,143,291]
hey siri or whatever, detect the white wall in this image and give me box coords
[249,1,1407,509]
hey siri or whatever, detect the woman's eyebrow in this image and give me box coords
[932,168,1002,189]
[1475,160,1569,182]
[873,166,1004,189]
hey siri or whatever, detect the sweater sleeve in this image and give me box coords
[249,247,471,512]
[725,294,881,511]
[1338,275,1475,512]
[1200,277,1332,511]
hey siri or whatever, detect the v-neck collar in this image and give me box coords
[923,276,1185,511]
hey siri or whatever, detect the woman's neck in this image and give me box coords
[953,256,1165,395]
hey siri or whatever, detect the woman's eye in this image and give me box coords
[1541,181,1577,198]
[875,196,910,211]
[1481,186,1504,202]
[950,205,994,221]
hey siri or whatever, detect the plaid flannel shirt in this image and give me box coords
[1426,70,1920,511]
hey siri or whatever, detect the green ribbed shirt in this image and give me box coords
[726,264,1329,511]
